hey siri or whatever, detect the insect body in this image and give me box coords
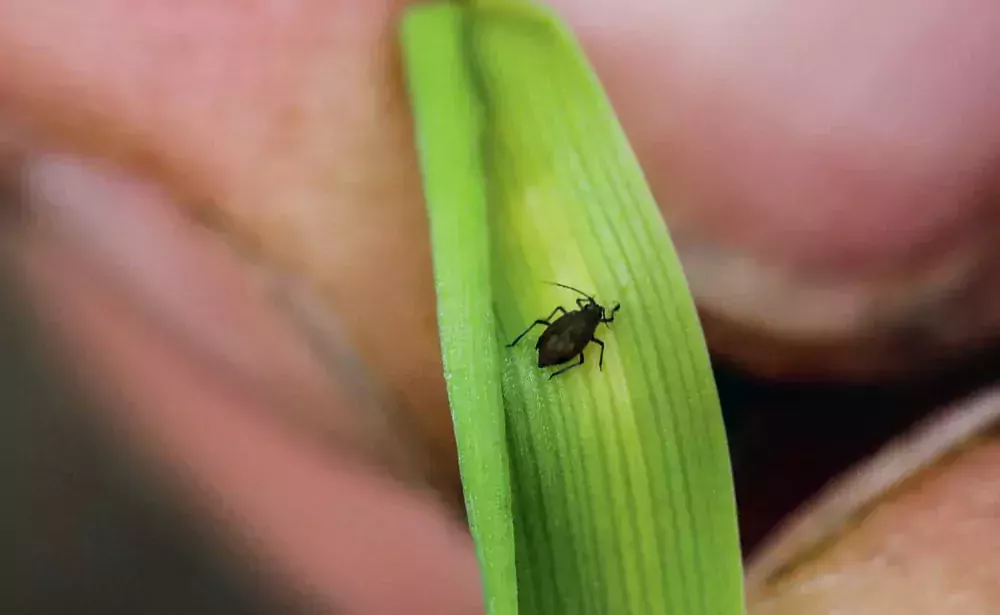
[507,283,621,379]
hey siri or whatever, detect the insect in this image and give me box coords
[507,282,621,379]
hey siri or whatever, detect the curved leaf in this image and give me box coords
[401,3,745,614]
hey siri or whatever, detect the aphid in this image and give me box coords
[507,283,621,379]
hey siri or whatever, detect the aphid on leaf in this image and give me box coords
[507,282,621,379]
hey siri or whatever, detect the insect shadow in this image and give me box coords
[507,282,621,379]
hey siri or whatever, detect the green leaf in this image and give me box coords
[400,2,745,614]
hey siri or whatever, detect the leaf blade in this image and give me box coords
[401,2,745,614]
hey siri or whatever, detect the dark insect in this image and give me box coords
[507,283,621,379]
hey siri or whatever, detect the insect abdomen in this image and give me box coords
[537,330,588,367]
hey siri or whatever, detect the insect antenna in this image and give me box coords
[543,281,596,302]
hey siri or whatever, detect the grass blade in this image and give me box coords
[401,2,745,614]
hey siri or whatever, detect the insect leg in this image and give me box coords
[601,303,621,323]
[549,351,585,379]
[590,337,606,370]
[507,306,568,347]
[542,306,570,321]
